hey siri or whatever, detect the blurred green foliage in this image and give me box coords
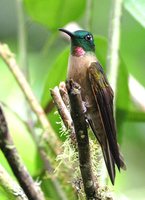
[0,0,145,199]
[24,0,86,30]
[124,0,145,28]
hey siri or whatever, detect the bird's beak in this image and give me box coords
[59,28,74,38]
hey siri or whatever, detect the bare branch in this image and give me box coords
[44,99,55,114]
[51,84,76,143]
[0,106,45,200]
[59,82,70,109]
[51,86,72,130]
[1,91,67,199]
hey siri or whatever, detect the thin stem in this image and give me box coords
[16,0,38,143]
[15,0,28,75]
[0,164,28,200]
[106,0,123,102]
[85,0,94,31]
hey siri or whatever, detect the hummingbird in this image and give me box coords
[59,28,126,185]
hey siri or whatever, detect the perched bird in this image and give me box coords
[59,28,126,185]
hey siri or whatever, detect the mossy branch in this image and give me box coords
[66,80,98,200]
[0,105,45,200]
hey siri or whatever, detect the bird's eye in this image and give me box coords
[85,34,93,41]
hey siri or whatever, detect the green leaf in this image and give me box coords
[24,0,86,30]
[124,0,145,28]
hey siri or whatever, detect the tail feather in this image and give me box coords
[118,144,126,170]
[88,118,125,185]
[88,118,116,184]
[102,140,115,185]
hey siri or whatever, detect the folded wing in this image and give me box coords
[87,62,126,184]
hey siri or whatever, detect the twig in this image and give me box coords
[50,84,76,142]
[0,106,45,200]
[0,43,61,154]
[51,86,72,129]
[59,82,70,109]
[44,99,55,114]
[106,0,123,99]
[66,80,98,200]
[0,164,28,200]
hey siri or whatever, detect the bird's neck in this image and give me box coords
[71,46,95,57]
[71,46,85,57]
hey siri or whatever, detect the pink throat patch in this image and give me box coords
[74,47,85,57]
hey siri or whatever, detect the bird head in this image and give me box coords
[59,28,95,56]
